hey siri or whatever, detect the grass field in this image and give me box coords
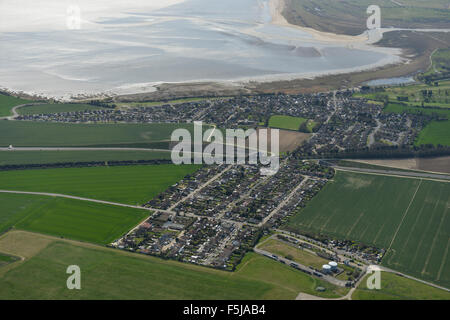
[17,104,105,115]
[0,150,171,166]
[269,115,306,131]
[0,93,33,117]
[0,121,202,148]
[355,80,450,109]
[0,194,148,244]
[0,253,19,267]
[384,103,450,118]
[268,115,317,132]
[0,164,200,205]
[422,48,450,77]
[0,231,348,299]
[285,171,450,288]
[415,121,450,146]
[381,102,450,146]
[259,239,329,270]
[353,272,450,300]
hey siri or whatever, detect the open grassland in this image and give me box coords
[353,272,450,300]
[284,0,450,36]
[259,239,329,270]
[268,115,317,133]
[416,121,450,146]
[285,171,450,288]
[0,93,33,117]
[268,115,307,131]
[0,231,348,299]
[0,150,171,166]
[356,80,450,109]
[384,103,450,118]
[380,101,450,146]
[17,103,105,115]
[0,253,19,267]
[0,164,200,205]
[422,48,450,77]
[0,121,200,148]
[0,194,148,244]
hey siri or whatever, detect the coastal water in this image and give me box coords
[0,0,397,99]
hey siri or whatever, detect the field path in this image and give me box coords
[0,189,173,214]
[386,180,422,257]
[0,103,46,120]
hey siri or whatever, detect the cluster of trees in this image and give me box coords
[0,159,173,172]
[88,100,116,108]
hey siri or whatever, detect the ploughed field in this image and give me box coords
[285,171,450,288]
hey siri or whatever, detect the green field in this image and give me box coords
[0,150,171,166]
[384,103,450,118]
[381,103,450,146]
[0,94,33,117]
[268,115,311,131]
[0,164,200,205]
[0,231,348,299]
[0,121,202,148]
[0,253,19,267]
[353,272,450,300]
[415,121,450,146]
[0,193,148,244]
[355,80,450,109]
[259,239,330,270]
[285,171,450,288]
[17,104,106,115]
[422,48,450,77]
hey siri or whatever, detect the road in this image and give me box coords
[0,103,46,120]
[334,166,450,181]
[257,177,310,227]
[0,147,173,153]
[168,165,232,211]
[253,247,348,287]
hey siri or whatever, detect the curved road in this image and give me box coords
[0,103,46,120]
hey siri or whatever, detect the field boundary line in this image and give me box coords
[422,205,447,276]
[436,238,449,281]
[386,180,423,254]
[0,190,169,213]
[335,167,450,183]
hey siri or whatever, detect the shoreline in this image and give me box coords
[0,0,414,101]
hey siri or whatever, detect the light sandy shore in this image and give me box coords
[269,0,368,44]
[0,0,405,101]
